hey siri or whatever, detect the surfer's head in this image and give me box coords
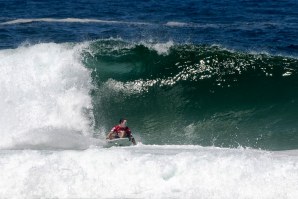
[119,118,127,127]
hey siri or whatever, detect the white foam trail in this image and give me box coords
[165,21,190,27]
[0,145,297,199]
[1,18,151,26]
[165,21,221,29]
[0,42,95,149]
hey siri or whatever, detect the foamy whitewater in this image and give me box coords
[1,146,298,198]
[0,42,297,199]
[0,43,98,149]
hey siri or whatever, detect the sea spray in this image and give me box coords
[0,43,95,149]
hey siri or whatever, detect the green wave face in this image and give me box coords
[83,40,298,150]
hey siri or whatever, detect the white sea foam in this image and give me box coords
[0,42,96,149]
[142,40,174,55]
[165,21,222,29]
[1,18,151,26]
[0,145,297,199]
[165,21,190,27]
[103,78,159,94]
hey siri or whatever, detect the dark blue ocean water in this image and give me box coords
[0,0,297,56]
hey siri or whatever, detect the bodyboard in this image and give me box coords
[105,138,132,147]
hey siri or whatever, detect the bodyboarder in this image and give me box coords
[106,118,136,145]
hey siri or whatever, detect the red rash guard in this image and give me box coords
[111,125,132,137]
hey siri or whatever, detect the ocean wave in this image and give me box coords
[1,18,151,26]
[84,39,298,150]
[1,40,298,150]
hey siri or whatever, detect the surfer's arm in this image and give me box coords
[126,128,136,145]
[106,131,114,139]
[106,126,117,139]
[128,133,136,145]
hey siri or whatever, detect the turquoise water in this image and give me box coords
[84,40,298,150]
